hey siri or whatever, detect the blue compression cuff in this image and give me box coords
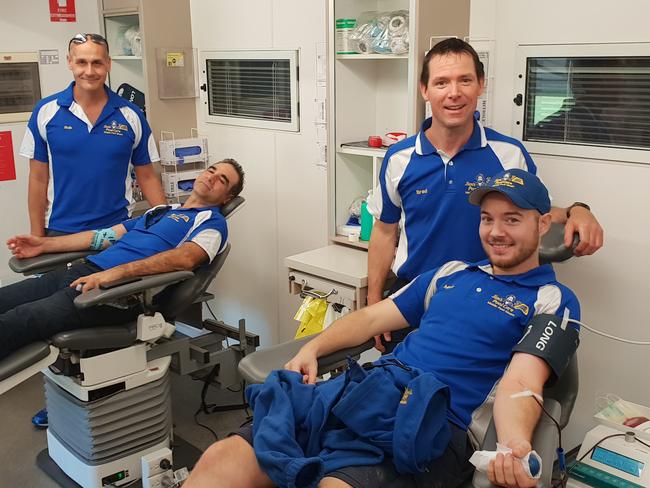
[90,228,117,250]
[512,313,580,381]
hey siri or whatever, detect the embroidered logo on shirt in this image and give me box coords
[487,293,530,317]
[464,173,489,195]
[169,213,190,223]
[64,125,73,130]
[103,120,129,136]
[443,284,455,290]
[416,188,428,195]
[400,387,413,405]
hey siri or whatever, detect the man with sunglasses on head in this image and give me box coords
[19,33,166,239]
[19,32,167,429]
[1,160,243,382]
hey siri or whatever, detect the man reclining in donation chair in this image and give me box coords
[184,169,582,488]
[1,159,244,363]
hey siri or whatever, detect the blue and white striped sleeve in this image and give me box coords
[390,268,438,327]
[367,148,403,224]
[20,104,48,162]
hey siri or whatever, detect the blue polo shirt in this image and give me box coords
[89,204,227,270]
[20,82,160,233]
[391,260,580,430]
[367,119,538,281]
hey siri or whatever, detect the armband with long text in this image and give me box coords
[512,313,580,380]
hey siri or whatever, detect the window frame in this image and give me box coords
[0,52,41,123]
[199,49,300,132]
[512,42,650,164]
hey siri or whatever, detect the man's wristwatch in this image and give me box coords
[566,202,591,219]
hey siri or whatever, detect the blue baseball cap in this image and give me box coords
[468,168,551,214]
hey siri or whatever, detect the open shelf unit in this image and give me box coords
[327,0,470,244]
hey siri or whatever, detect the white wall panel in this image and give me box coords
[191,0,328,345]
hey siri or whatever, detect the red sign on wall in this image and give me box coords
[49,0,76,23]
[0,131,17,182]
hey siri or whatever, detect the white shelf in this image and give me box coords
[338,145,387,158]
[112,55,142,60]
[336,54,408,60]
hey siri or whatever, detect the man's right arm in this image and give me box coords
[366,220,398,305]
[7,223,128,259]
[28,159,49,237]
[285,299,408,384]
[367,220,399,350]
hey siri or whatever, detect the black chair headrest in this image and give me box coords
[221,196,245,219]
[539,222,578,265]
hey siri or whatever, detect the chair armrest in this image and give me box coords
[238,334,374,384]
[73,270,194,309]
[51,324,137,350]
[9,251,98,275]
[0,341,52,382]
[471,398,561,488]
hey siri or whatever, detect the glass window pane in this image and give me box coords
[206,58,292,123]
[0,62,41,114]
[523,56,650,149]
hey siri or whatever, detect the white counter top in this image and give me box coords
[284,245,368,288]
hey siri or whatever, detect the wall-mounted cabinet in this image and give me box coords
[99,0,197,141]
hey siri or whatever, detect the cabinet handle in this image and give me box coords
[299,281,338,300]
[200,83,207,92]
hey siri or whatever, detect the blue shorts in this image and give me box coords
[234,420,474,488]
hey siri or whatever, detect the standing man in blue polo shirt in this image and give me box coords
[19,33,166,237]
[366,38,602,352]
[185,169,580,488]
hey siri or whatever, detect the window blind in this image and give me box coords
[206,58,292,124]
[523,57,650,150]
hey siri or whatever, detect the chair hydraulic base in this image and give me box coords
[43,352,174,487]
[47,432,170,488]
[37,434,203,488]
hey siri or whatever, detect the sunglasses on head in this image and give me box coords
[69,33,109,54]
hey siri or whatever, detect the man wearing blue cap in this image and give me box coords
[185,169,580,488]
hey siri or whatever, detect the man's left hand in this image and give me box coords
[487,439,538,488]
[70,269,123,293]
[7,234,46,258]
[564,206,604,256]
